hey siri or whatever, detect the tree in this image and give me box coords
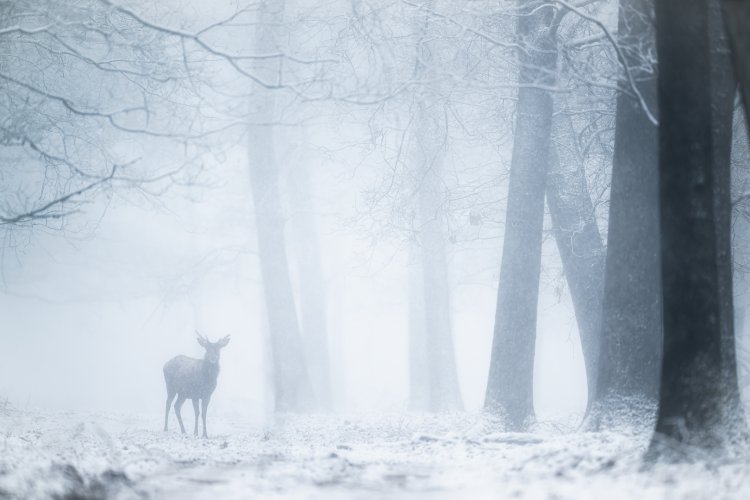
[406,6,462,413]
[408,102,463,412]
[484,1,559,429]
[709,0,747,445]
[595,0,662,422]
[647,0,747,459]
[286,131,333,411]
[0,0,201,230]
[247,0,315,412]
[547,111,606,412]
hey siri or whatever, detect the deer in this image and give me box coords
[163,332,230,438]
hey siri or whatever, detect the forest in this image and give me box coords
[1,0,750,498]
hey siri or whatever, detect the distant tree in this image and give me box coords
[247,0,315,412]
[407,103,463,413]
[484,1,559,430]
[647,0,747,459]
[406,7,462,413]
[285,130,333,411]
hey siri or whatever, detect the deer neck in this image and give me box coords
[201,358,220,381]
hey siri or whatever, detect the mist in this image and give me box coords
[1,0,750,498]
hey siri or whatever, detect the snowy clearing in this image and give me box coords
[2,408,749,499]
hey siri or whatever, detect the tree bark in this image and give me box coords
[596,0,661,416]
[248,0,314,412]
[484,2,557,430]
[647,0,746,459]
[547,113,606,413]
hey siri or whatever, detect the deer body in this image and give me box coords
[163,333,230,438]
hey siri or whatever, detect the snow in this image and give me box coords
[1,407,749,499]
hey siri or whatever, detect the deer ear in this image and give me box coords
[196,330,210,347]
[217,335,231,348]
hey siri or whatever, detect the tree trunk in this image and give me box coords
[414,130,463,412]
[248,0,314,413]
[286,136,332,411]
[732,106,750,395]
[547,113,606,413]
[709,0,748,449]
[647,0,746,459]
[484,2,557,430]
[407,109,463,413]
[407,5,463,412]
[596,0,661,418]
[408,248,431,411]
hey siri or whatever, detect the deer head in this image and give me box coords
[196,331,231,364]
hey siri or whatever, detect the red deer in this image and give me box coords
[163,332,230,438]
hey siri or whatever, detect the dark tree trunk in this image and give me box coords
[484,2,557,430]
[547,114,606,412]
[647,0,747,459]
[248,0,314,413]
[596,0,662,417]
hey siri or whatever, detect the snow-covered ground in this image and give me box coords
[1,405,749,499]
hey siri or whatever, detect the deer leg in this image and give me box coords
[192,399,200,436]
[164,390,176,432]
[174,396,187,434]
[201,397,210,438]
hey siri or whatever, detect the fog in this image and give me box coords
[0,117,586,419]
[1,0,749,498]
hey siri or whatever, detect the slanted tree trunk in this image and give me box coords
[647,0,746,459]
[547,113,606,412]
[248,0,314,412]
[484,2,557,430]
[595,0,661,420]
[286,136,332,411]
